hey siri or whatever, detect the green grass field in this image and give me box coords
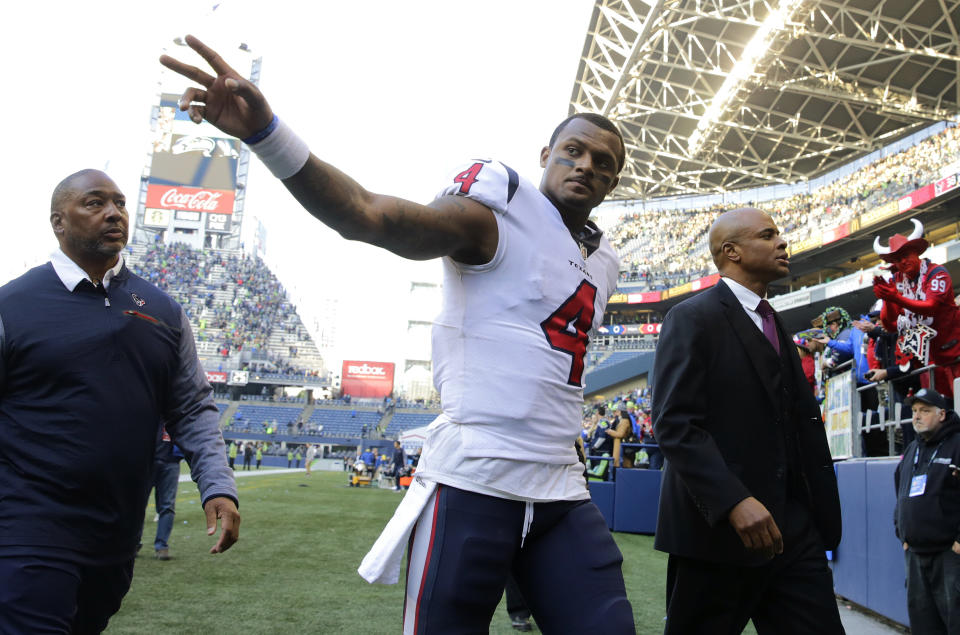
[104,470,688,634]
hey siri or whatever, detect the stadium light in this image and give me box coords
[688,0,807,157]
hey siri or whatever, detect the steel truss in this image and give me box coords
[571,0,960,199]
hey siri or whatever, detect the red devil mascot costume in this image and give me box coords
[873,218,960,398]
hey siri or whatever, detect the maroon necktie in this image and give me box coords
[756,299,780,355]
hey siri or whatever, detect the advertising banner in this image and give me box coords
[598,323,662,336]
[690,273,720,292]
[666,281,692,298]
[900,184,934,210]
[145,184,235,214]
[147,92,239,214]
[341,360,395,399]
[789,235,822,255]
[608,292,628,304]
[821,222,851,245]
[824,370,854,459]
[934,173,958,197]
[205,371,228,384]
[859,200,899,228]
[627,291,662,304]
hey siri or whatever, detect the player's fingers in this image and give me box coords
[188,104,206,125]
[769,520,784,554]
[185,34,237,77]
[210,511,240,554]
[159,54,215,88]
[204,502,218,535]
[178,87,207,110]
[224,77,269,113]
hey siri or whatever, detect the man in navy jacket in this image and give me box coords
[0,169,240,633]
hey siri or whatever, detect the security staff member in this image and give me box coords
[894,388,960,634]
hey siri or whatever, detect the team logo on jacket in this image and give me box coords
[131,293,146,307]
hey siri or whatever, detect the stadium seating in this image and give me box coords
[229,404,305,432]
[383,411,440,436]
[308,408,382,438]
[124,242,326,381]
[608,123,960,289]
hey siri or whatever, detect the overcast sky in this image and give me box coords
[1,0,597,372]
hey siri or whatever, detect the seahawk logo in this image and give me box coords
[131,293,146,307]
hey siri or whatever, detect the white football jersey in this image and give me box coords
[431,159,619,464]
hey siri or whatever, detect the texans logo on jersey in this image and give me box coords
[131,293,146,307]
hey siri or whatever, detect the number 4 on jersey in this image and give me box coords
[541,280,598,386]
[453,162,484,194]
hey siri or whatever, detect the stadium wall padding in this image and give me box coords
[817,459,908,626]
[613,468,661,534]
[588,481,615,530]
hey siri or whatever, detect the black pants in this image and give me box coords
[664,501,844,634]
[0,554,135,634]
[505,574,530,620]
[905,548,960,634]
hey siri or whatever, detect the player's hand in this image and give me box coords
[159,35,273,139]
[203,496,240,554]
[814,335,830,345]
[852,319,874,333]
[865,368,888,382]
[728,497,783,559]
[903,542,909,551]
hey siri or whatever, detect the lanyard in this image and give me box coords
[913,441,946,473]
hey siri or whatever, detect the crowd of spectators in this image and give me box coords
[581,387,660,476]
[127,242,322,378]
[609,124,960,290]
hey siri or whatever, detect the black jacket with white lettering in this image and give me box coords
[894,410,960,552]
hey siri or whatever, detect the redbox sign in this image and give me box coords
[146,184,235,214]
[341,360,395,399]
[205,371,228,384]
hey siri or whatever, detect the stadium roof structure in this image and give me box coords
[571,0,960,199]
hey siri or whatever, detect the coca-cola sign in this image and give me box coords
[146,184,235,214]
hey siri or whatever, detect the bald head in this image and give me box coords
[708,207,789,294]
[51,169,112,213]
[709,207,768,271]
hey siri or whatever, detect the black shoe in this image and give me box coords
[510,616,532,632]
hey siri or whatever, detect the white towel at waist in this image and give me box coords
[358,475,437,584]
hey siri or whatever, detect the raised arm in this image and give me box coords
[160,35,497,265]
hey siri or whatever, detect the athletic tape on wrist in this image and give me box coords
[247,117,310,180]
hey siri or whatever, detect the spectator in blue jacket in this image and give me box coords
[816,307,883,455]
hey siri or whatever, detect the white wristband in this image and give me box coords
[247,118,310,180]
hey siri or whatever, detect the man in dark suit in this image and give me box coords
[652,207,844,634]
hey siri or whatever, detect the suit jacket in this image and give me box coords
[652,279,841,566]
